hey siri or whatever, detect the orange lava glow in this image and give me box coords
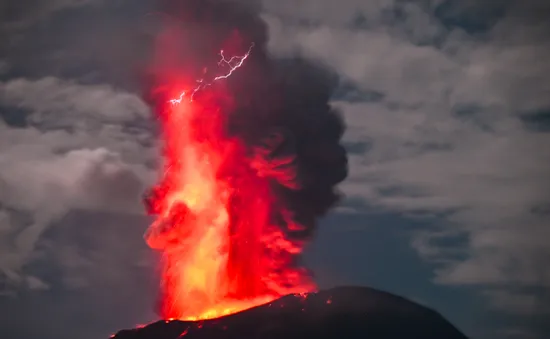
[145,45,314,320]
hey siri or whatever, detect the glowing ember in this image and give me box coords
[144,45,313,321]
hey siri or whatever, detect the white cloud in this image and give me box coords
[262,0,550,313]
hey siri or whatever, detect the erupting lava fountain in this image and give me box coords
[141,0,347,322]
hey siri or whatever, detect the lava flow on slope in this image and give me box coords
[141,0,348,321]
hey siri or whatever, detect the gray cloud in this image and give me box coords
[0,3,160,332]
[0,76,157,294]
[1,0,97,29]
[262,0,550,334]
[0,60,9,75]
[0,77,150,124]
[0,1,549,338]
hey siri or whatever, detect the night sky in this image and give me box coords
[1,1,549,339]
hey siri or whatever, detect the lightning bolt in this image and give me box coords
[169,43,255,105]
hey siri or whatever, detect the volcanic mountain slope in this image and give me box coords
[110,286,468,339]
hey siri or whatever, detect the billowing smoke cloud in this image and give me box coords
[142,0,348,319]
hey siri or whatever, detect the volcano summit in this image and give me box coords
[110,286,468,339]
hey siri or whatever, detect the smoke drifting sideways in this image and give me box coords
[141,0,348,321]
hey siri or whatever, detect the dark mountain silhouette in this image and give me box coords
[110,286,468,339]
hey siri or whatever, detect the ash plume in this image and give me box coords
[142,0,348,319]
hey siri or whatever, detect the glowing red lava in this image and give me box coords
[144,44,314,320]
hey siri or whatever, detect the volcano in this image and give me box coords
[115,1,468,338]
[110,286,468,339]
